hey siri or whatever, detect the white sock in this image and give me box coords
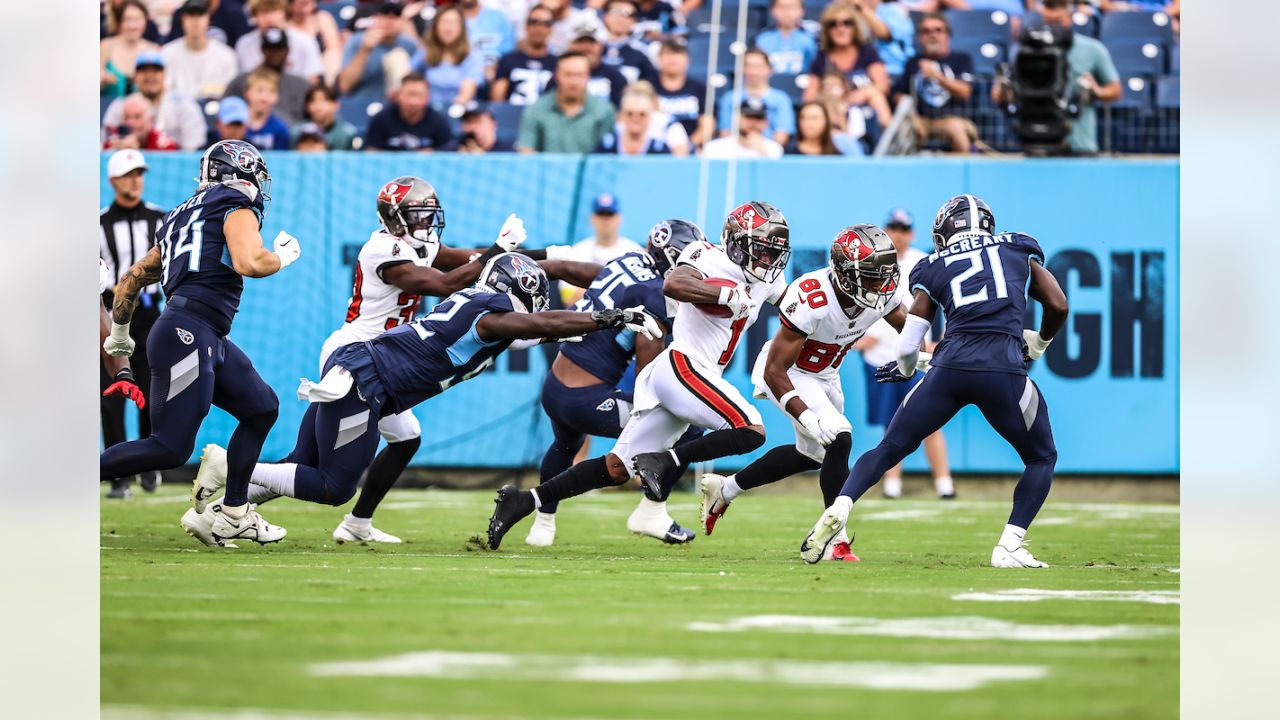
[534,510,555,523]
[530,488,542,509]
[344,513,371,528]
[721,475,743,502]
[635,496,667,517]
[250,463,297,498]
[221,502,247,519]
[832,496,853,514]
[999,524,1027,549]
[246,483,279,505]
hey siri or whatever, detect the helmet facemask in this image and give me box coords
[739,231,791,283]
[830,224,899,310]
[398,204,445,249]
[834,262,899,310]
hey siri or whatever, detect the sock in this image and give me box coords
[998,523,1027,550]
[352,437,419,519]
[832,496,853,514]
[735,445,819,491]
[250,463,298,498]
[535,456,615,506]
[221,502,247,519]
[344,513,371,530]
[668,427,764,465]
[721,475,743,502]
[247,483,280,505]
[1008,454,1056,528]
[819,433,853,508]
[633,496,668,519]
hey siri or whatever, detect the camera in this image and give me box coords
[998,24,1078,155]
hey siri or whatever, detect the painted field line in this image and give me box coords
[857,509,944,522]
[952,588,1180,605]
[310,651,1047,692]
[687,615,1175,642]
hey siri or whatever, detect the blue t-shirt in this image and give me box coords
[244,113,291,151]
[340,34,421,95]
[755,28,819,76]
[909,232,1044,375]
[892,51,975,118]
[157,182,264,327]
[560,253,670,388]
[874,3,916,77]
[715,88,797,137]
[466,8,516,68]
[808,44,885,90]
[365,105,455,151]
[411,50,487,108]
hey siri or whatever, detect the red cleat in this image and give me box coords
[828,541,860,562]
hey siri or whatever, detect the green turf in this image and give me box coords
[101,486,1179,719]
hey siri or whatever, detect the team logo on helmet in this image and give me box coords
[225,144,259,173]
[835,229,875,262]
[650,222,672,247]
[378,181,413,206]
[729,203,768,232]
[509,255,542,292]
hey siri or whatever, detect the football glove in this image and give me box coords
[103,321,135,357]
[798,409,840,446]
[496,213,527,252]
[876,361,912,383]
[592,306,663,340]
[272,231,301,269]
[718,285,751,321]
[1023,329,1052,361]
[103,369,145,409]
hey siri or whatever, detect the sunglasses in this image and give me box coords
[527,17,553,26]
[825,18,855,28]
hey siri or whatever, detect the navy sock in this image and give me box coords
[352,437,419,519]
[535,456,615,507]
[735,445,819,491]
[1008,453,1056,529]
[223,407,278,507]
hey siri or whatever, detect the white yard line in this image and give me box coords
[952,588,1180,605]
[686,615,1175,642]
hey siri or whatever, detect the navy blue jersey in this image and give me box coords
[361,289,515,413]
[560,252,669,387]
[157,183,264,326]
[909,232,1044,374]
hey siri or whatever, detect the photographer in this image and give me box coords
[992,0,1120,155]
[451,105,516,153]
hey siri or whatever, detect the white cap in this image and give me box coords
[107,149,149,179]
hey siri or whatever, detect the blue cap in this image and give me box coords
[218,97,249,124]
[885,208,914,229]
[592,193,620,214]
[135,50,165,70]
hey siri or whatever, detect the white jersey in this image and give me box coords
[862,246,928,367]
[770,268,902,381]
[326,230,440,349]
[669,239,787,372]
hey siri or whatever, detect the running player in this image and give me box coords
[800,195,1068,567]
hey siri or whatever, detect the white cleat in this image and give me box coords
[181,507,236,548]
[699,473,731,535]
[935,476,956,500]
[333,519,402,544]
[192,444,227,514]
[525,511,557,547]
[882,475,902,499]
[211,504,286,545]
[991,543,1048,568]
[800,504,849,564]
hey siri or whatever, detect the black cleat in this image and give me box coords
[107,478,132,500]
[139,471,161,493]
[487,485,535,550]
[632,452,676,500]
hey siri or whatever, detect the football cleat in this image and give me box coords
[333,518,402,544]
[487,485,535,550]
[626,503,695,544]
[991,542,1048,568]
[525,511,557,547]
[827,541,860,562]
[139,471,161,493]
[882,475,902,499]
[107,479,132,500]
[211,504,286,545]
[632,451,676,500]
[935,476,956,500]
[800,505,849,564]
[192,444,228,514]
[699,473,732,535]
[181,507,234,548]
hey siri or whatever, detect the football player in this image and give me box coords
[700,224,932,561]
[100,259,146,411]
[180,253,662,544]
[801,195,1068,568]
[487,201,793,550]
[528,219,707,547]
[102,140,301,546]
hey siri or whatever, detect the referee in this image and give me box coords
[100,149,166,499]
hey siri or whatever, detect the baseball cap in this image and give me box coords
[571,16,605,42]
[885,208,914,229]
[592,193,620,215]
[177,0,210,15]
[740,97,767,119]
[296,122,326,141]
[460,103,492,122]
[135,51,165,70]
[107,149,149,179]
[218,96,250,125]
[377,1,405,15]
[261,27,289,49]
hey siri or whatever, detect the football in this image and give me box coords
[694,277,738,318]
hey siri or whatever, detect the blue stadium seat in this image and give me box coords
[685,5,767,36]
[1169,43,1179,74]
[686,33,740,85]
[953,40,1007,77]
[1099,10,1175,46]
[1113,76,1154,111]
[339,95,384,136]
[1108,41,1166,77]
[1155,75,1179,109]
[1153,75,1179,153]
[805,0,830,23]
[489,102,524,147]
[773,72,806,106]
[944,9,1014,44]
[1023,10,1098,37]
[317,1,357,26]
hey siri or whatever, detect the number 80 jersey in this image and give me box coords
[327,230,440,349]
[776,268,901,380]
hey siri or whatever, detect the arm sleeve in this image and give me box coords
[896,313,931,377]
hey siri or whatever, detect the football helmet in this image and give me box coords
[722,201,791,283]
[829,224,899,310]
[646,219,706,277]
[477,252,550,314]
[377,176,446,249]
[932,194,995,251]
[198,140,270,206]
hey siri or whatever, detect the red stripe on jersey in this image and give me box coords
[670,351,751,429]
[345,263,365,323]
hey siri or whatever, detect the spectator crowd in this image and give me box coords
[101,0,1180,157]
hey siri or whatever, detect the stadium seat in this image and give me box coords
[1155,75,1179,109]
[773,72,806,106]
[953,40,1007,77]
[1099,10,1175,46]
[1114,76,1154,111]
[489,102,525,147]
[339,95,384,136]
[685,5,767,36]
[317,1,357,26]
[1023,10,1098,37]
[1108,41,1166,77]
[1153,75,1179,153]
[1169,43,1179,74]
[686,33,741,85]
[944,9,1014,45]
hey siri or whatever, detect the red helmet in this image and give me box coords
[722,200,791,283]
[377,176,445,249]
[830,224,899,309]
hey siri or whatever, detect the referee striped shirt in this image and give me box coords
[99,200,165,300]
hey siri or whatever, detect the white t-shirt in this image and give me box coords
[701,135,784,159]
[570,235,643,265]
[162,39,239,99]
[668,239,787,372]
[326,230,440,348]
[771,268,901,380]
[862,245,928,367]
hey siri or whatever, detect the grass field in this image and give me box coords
[101,485,1179,719]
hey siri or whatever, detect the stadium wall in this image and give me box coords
[101,154,1179,474]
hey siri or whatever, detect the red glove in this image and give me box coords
[104,370,146,410]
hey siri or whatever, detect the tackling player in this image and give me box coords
[800,195,1068,568]
[180,253,662,545]
[487,201,793,550]
[102,140,302,546]
[528,219,707,547]
[700,224,930,562]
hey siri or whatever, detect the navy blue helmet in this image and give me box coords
[646,219,706,277]
[932,194,995,251]
[198,140,271,207]
[478,252,550,314]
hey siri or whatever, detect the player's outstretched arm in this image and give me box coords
[893,290,937,379]
[538,259,604,289]
[476,308,660,342]
[109,245,162,329]
[382,251,496,297]
[1024,262,1069,361]
[225,209,300,278]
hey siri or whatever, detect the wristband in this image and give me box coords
[114,368,135,383]
[778,389,800,407]
[717,286,733,305]
[274,250,296,269]
[1027,332,1051,353]
[110,321,131,343]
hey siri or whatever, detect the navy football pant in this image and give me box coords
[99,308,279,506]
[840,367,1057,529]
[538,371,701,513]
[278,383,382,506]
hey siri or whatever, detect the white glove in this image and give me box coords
[916,351,933,373]
[620,306,663,341]
[544,244,575,261]
[797,409,840,446]
[103,321,135,357]
[496,213,527,252]
[1023,329,1052,361]
[273,231,301,269]
[718,285,750,321]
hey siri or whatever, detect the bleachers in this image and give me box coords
[1099,10,1176,46]
[944,10,1013,45]
[1108,41,1167,77]
[489,102,525,148]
